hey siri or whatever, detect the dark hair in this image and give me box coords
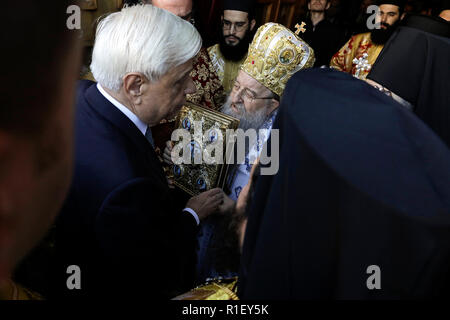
[1,1,78,135]
[247,8,256,22]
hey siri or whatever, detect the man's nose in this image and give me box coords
[231,89,243,104]
[184,77,196,95]
[230,24,237,34]
[380,14,388,23]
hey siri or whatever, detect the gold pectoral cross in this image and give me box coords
[295,22,306,35]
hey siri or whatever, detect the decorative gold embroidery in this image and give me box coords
[187,47,224,111]
[330,32,384,80]
[242,23,315,96]
[207,44,246,94]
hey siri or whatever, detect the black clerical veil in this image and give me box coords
[376,0,405,8]
[238,69,450,299]
[368,15,450,147]
[223,0,255,14]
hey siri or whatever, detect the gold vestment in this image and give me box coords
[330,32,384,80]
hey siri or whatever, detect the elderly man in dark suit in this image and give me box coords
[54,4,223,299]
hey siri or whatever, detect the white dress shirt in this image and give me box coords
[97,83,200,225]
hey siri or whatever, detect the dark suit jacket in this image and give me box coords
[53,80,197,299]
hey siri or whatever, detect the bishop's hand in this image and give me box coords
[218,193,236,216]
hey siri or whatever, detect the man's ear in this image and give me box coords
[326,2,331,10]
[400,12,406,20]
[250,19,256,31]
[122,73,145,104]
[268,99,280,115]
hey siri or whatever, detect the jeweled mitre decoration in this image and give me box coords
[241,22,315,97]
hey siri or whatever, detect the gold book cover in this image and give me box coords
[170,102,239,196]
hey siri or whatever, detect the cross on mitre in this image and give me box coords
[295,22,306,35]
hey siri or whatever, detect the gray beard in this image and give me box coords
[221,96,268,131]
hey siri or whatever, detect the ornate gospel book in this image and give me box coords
[170,102,239,196]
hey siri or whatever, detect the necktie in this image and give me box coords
[145,126,155,149]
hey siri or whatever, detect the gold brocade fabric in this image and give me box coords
[186,47,225,111]
[330,32,384,80]
[207,44,247,94]
[172,277,239,300]
[1,280,44,300]
[15,284,44,300]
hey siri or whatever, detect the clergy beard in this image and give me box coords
[221,96,268,131]
[370,20,400,45]
[219,26,255,62]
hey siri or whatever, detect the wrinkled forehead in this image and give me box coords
[223,10,249,23]
[236,70,270,94]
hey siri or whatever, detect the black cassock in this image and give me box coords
[368,14,450,148]
[238,68,450,299]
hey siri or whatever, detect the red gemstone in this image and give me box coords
[252,61,255,64]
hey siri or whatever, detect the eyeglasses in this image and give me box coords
[232,82,274,103]
[222,20,248,32]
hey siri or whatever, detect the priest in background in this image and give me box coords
[330,0,405,79]
[208,0,257,95]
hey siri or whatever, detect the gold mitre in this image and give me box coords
[241,22,315,97]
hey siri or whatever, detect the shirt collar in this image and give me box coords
[97,83,148,136]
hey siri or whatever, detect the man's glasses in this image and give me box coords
[222,20,248,32]
[232,82,274,104]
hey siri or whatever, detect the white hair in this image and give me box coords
[90,4,202,91]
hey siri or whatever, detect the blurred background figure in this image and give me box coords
[404,0,434,15]
[0,1,81,299]
[300,0,348,67]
